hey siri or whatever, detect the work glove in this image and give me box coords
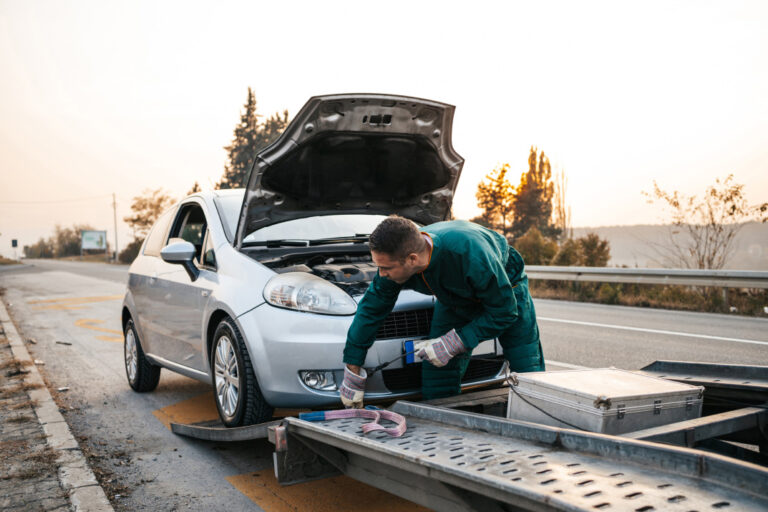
[340,365,367,409]
[415,329,466,368]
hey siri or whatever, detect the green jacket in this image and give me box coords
[343,220,527,366]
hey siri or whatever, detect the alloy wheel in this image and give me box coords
[124,329,138,383]
[214,335,239,417]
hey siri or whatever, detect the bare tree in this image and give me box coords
[123,188,175,240]
[643,174,767,269]
[552,167,572,241]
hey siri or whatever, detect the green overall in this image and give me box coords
[343,220,545,400]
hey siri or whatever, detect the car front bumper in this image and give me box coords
[237,302,505,408]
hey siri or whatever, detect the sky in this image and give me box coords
[1,0,766,258]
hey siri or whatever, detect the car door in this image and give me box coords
[130,207,176,356]
[148,200,216,373]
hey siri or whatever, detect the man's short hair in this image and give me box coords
[369,215,424,261]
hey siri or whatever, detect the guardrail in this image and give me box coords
[525,266,768,289]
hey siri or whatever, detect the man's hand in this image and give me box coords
[415,329,466,367]
[340,364,367,409]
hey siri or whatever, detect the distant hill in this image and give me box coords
[571,222,768,270]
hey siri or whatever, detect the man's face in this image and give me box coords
[371,250,418,284]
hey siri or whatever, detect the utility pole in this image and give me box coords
[112,193,119,262]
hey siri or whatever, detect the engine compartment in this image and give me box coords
[267,252,378,296]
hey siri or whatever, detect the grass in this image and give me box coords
[7,398,38,410]
[531,281,768,317]
[0,381,43,398]
[7,414,36,423]
[0,359,32,371]
[0,256,20,265]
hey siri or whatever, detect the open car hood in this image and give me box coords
[235,93,464,246]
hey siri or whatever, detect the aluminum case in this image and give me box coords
[507,368,704,435]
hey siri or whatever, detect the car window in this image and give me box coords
[243,214,388,243]
[212,192,244,242]
[143,209,175,257]
[169,203,208,263]
[201,229,216,269]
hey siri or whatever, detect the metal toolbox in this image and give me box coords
[507,368,704,435]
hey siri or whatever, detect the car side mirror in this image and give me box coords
[161,241,200,281]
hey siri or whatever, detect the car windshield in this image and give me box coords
[243,214,388,243]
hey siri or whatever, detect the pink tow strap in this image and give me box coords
[299,408,407,437]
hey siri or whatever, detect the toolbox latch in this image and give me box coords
[653,400,662,415]
[617,404,626,420]
[685,397,693,411]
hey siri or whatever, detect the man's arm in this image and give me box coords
[342,273,402,366]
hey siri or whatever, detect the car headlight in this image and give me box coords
[263,272,357,315]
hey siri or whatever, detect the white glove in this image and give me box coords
[340,365,367,409]
[415,329,466,367]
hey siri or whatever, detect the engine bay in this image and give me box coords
[267,252,378,296]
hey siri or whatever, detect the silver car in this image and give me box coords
[122,93,506,427]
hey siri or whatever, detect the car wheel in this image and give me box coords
[124,319,161,392]
[212,318,273,427]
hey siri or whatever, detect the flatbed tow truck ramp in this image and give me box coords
[172,362,768,511]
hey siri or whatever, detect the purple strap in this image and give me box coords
[321,409,407,437]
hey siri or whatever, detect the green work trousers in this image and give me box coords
[421,276,545,400]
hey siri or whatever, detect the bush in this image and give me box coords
[597,283,621,304]
[515,227,558,265]
[119,238,144,264]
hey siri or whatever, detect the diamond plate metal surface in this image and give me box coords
[292,410,768,512]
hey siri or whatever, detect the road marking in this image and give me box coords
[227,468,428,511]
[153,392,220,430]
[74,318,123,342]
[28,295,123,310]
[538,317,768,347]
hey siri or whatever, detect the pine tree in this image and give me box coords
[217,89,289,189]
[511,147,559,240]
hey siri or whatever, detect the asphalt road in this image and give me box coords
[1,259,767,511]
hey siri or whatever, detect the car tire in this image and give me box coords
[211,318,273,427]
[124,319,161,392]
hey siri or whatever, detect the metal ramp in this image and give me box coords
[274,401,768,512]
[170,419,282,441]
[640,361,768,402]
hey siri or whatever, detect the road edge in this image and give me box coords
[0,300,114,512]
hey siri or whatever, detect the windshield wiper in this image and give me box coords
[242,234,370,248]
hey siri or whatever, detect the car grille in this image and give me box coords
[376,308,433,340]
[381,357,505,392]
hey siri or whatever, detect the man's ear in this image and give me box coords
[405,252,419,266]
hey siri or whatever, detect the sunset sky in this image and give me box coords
[1,1,766,258]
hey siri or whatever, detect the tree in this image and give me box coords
[217,88,290,189]
[552,168,572,241]
[515,227,558,265]
[52,224,96,257]
[511,147,559,240]
[123,188,175,240]
[644,174,768,269]
[578,233,611,267]
[473,163,515,237]
[23,237,54,259]
[118,238,144,264]
[187,181,202,195]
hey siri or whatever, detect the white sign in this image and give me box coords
[81,230,107,250]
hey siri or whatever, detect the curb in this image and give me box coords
[0,300,114,512]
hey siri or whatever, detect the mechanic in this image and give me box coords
[340,215,545,408]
